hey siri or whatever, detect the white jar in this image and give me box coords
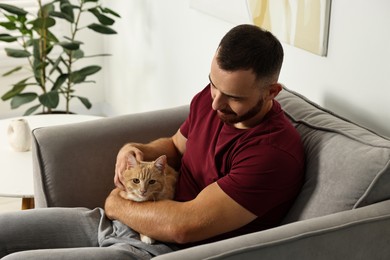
[7,119,32,152]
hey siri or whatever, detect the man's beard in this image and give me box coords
[217,97,264,125]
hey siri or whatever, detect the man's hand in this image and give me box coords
[113,132,186,189]
[114,144,144,189]
[105,187,129,220]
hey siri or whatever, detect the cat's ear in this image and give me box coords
[154,155,167,172]
[126,154,138,169]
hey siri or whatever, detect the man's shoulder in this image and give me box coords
[188,85,215,122]
[190,85,212,109]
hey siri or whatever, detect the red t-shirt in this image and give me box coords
[175,85,304,245]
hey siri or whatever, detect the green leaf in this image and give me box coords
[70,65,101,83]
[49,11,73,23]
[76,96,92,109]
[52,74,67,90]
[14,77,31,87]
[10,93,37,109]
[1,85,24,101]
[48,56,63,75]
[39,91,59,108]
[58,41,81,50]
[32,17,56,29]
[44,29,59,43]
[78,65,102,76]
[40,3,54,17]
[24,104,41,116]
[0,33,18,42]
[4,14,18,22]
[0,22,17,30]
[19,22,33,35]
[83,53,111,58]
[88,8,115,26]
[32,39,41,61]
[5,48,31,58]
[69,73,86,84]
[2,66,22,77]
[72,49,84,59]
[2,78,35,101]
[100,7,121,18]
[0,3,28,16]
[25,38,33,47]
[87,23,117,34]
[32,40,46,85]
[60,1,74,23]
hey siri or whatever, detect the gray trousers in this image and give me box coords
[0,207,176,259]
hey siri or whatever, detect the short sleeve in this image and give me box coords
[180,117,190,139]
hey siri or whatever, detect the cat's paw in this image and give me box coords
[140,234,155,244]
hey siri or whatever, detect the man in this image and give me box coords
[106,24,304,246]
[0,24,304,259]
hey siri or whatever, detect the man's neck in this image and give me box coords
[234,100,274,129]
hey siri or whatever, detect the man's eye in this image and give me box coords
[133,179,140,184]
[229,96,242,102]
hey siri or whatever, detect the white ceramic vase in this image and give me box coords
[7,119,32,152]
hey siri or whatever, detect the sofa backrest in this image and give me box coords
[276,87,390,224]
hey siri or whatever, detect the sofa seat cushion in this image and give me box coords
[276,87,390,223]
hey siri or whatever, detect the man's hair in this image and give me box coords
[217,24,284,82]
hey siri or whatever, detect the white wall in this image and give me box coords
[280,0,390,137]
[101,0,390,137]
[2,0,390,138]
[101,0,234,114]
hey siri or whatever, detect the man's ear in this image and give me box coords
[267,83,282,99]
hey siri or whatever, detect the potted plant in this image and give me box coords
[0,0,120,115]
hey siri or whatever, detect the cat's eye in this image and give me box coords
[133,178,140,184]
[149,180,156,184]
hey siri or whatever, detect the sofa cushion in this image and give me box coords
[276,87,390,224]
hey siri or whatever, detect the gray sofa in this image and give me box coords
[32,87,390,259]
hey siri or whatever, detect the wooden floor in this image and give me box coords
[0,197,22,212]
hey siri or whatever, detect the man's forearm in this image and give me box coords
[105,189,190,244]
[105,183,257,245]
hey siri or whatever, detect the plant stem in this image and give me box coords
[17,1,47,113]
[64,1,84,113]
[37,0,50,113]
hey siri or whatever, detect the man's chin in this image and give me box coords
[217,111,238,124]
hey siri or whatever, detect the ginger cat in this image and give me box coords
[120,154,178,244]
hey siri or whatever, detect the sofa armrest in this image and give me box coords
[154,200,390,259]
[32,105,189,208]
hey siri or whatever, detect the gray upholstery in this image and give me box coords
[32,87,390,258]
[276,88,390,223]
[155,200,390,260]
[32,105,189,208]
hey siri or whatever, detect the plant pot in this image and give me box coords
[36,111,75,115]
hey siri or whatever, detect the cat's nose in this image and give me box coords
[140,189,147,195]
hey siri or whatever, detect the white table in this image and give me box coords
[0,114,102,209]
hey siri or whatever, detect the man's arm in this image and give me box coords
[114,129,186,188]
[104,182,257,244]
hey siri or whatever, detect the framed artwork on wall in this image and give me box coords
[247,0,332,56]
[190,0,332,56]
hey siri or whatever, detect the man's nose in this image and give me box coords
[212,93,225,111]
